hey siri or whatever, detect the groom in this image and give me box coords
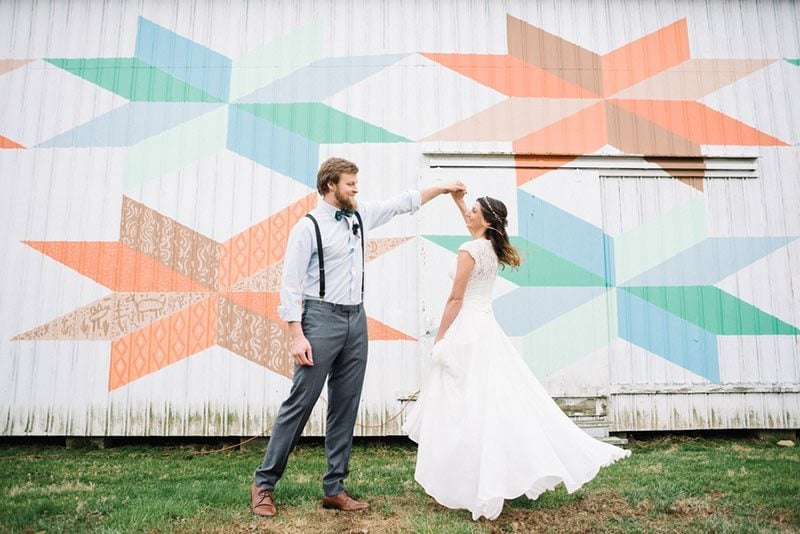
[251,157,465,516]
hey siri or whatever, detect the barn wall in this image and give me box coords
[1,0,798,436]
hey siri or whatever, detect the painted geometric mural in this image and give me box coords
[13,194,414,390]
[5,12,799,395]
[426,192,799,383]
[37,17,411,190]
[424,16,789,190]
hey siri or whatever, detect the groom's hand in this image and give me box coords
[420,181,466,205]
[290,333,314,366]
[441,180,466,194]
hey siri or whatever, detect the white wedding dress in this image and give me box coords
[404,238,630,521]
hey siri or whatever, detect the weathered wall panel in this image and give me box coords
[1,0,798,436]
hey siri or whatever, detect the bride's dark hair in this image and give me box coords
[476,197,522,269]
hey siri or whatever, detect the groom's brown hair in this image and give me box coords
[317,157,359,195]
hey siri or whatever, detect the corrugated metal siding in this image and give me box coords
[611,389,800,431]
[602,172,800,431]
[1,0,799,436]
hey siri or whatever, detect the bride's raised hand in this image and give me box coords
[440,180,466,196]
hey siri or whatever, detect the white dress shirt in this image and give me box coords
[278,190,422,322]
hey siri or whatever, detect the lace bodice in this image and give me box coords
[449,238,498,306]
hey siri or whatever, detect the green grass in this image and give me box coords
[0,436,798,533]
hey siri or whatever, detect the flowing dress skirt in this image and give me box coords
[404,303,630,520]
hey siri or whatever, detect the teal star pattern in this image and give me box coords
[40,17,411,189]
[426,190,799,382]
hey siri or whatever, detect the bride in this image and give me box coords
[404,190,630,521]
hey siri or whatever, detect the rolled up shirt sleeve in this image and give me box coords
[278,220,314,322]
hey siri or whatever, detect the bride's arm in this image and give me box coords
[451,189,469,225]
[434,251,474,344]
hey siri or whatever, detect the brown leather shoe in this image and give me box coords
[251,483,276,517]
[322,491,370,511]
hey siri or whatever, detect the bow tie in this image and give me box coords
[334,208,354,221]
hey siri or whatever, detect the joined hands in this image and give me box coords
[449,180,467,202]
[441,180,466,196]
[450,188,466,202]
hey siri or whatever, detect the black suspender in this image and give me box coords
[354,211,364,300]
[305,211,364,301]
[305,214,326,298]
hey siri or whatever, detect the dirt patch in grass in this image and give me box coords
[636,462,664,474]
[7,480,95,497]
[660,444,680,455]
[181,495,417,534]
[484,488,775,534]
[666,495,720,518]
[488,491,648,533]
[770,507,800,532]
[232,513,398,534]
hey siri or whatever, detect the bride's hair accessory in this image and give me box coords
[479,197,504,226]
[477,196,522,268]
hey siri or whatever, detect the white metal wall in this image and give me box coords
[0,0,798,436]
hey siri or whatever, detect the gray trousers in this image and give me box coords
[254,300,368,496]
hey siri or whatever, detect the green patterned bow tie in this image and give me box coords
[335,209,354,221]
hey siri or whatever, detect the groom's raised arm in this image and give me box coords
[420,182,464,205]
[361,181,465,230]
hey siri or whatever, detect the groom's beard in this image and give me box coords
[334,190,356,211]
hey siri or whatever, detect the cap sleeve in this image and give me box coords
[457,240,478,260]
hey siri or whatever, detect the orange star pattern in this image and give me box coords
[15,195,416,390]
[424,16,787,190]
